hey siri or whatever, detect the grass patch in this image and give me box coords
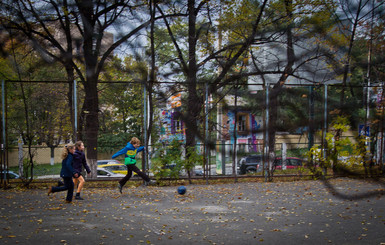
[9,163,62,176]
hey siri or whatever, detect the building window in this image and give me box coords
[238,143,246,153]
[171,111,183,134]
[174,119,181,132]
[237,113,248,132]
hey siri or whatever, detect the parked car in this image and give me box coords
[237,155,305,174]
[194,167,204,176]
[98,163,127,174]
[273,157,304,170]
[97,168,125,178]
[97,159,122,165]
[237,155,263,175]
[36,175,60,179]
[99,163,154,177]
[0,170,20,179]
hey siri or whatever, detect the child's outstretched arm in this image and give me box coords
[137,146,145,153]
[112,146,129,159]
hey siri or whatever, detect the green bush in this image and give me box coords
[306,115,367,178]
[150,140,204,181]
[151,139,184,181]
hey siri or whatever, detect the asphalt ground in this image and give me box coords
[0,178,384,245]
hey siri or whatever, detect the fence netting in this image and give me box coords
[1,81,384,182]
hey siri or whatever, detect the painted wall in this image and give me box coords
[226,110,264,153]
[159,108,185,143]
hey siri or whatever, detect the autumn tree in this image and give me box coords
[153,0,269,182]
[154,0,351,182]
[0,36,71,185]
[97,55,147,153]
[308,0,385,175]
[0,0,159,178]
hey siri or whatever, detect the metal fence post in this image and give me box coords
[308,86,314,149]
[73,80,77,142]
[1,80,7,184]
[143,80,148,175]
[264,82,269,182]
[322,84,328,176]
[205,82,209,182]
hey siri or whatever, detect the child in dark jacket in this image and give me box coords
[48,144,79,203]
[112,137,155,193]
[73,141,91,200]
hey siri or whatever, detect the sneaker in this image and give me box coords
[117,184,123,194]
[145,180,156,186]
[75,195,84,200]
[65,200,72,204]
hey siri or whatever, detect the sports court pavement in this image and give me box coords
[0,177,384,244]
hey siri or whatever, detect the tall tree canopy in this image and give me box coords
[0,0,154,177]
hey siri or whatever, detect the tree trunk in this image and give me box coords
[50,147,55,166]
[79,0,99,179]
[184,0,201,184]
[83,79,99,178]
[266,0,295,181]
[146,0,156,169]
[339,0,362,111]
[268,86,279,181]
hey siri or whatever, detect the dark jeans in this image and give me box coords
[119,164,150,187]
[51,177,74,202]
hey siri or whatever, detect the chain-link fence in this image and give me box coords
[1,80,384,183]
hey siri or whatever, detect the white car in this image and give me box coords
[97,168,125,178]
[0,171,20,179]
[36,174,60,179]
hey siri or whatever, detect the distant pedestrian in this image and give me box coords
[47,144,79,203]
[73,141,91,200]
[112,137,155,193]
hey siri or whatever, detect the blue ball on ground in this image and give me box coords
[177,186,186,195]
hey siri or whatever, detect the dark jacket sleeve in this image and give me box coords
[82,153,91,174]
[73,150,82,173]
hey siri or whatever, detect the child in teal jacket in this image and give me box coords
[112,137,155,193]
